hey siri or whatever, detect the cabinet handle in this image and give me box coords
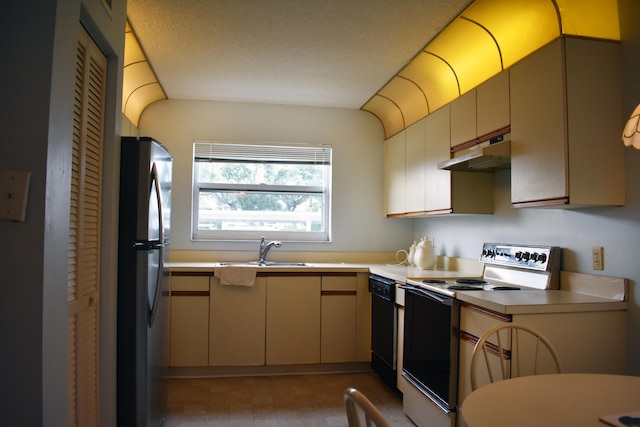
[321,290,356,296]
[171,291,210,297]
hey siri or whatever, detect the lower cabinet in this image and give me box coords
[209,275,267,366]
[458,302,627,405]
[266,274,321,365]
[321,274,357,363]
[169,270,369,368]
[169,273,211,367]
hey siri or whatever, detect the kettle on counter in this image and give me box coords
[413,237,436,270]
[407,241,417,266]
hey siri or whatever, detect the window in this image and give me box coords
[192,141,332,242]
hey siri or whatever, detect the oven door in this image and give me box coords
[402,286,460,413]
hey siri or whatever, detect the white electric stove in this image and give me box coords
[406,243,562,298]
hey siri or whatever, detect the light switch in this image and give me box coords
[0,169,31,222]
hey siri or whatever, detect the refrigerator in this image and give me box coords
[117,137,172,426]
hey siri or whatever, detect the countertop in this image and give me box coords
[165,261,372,273]
[166,261,627,314]
[454,289,627,314]
[166,260,484,280]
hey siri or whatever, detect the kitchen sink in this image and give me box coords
[216,261,309,267]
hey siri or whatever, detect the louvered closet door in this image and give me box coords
[68,25,106,427]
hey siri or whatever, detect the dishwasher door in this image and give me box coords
[369,275,398,392]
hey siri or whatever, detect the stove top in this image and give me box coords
[406,278,527,297]
[406,243,561,298]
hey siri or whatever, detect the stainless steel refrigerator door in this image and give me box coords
[134,162,165,327]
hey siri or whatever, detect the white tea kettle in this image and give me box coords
[413,237,436,270]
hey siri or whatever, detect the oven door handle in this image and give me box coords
[400,285,454,305]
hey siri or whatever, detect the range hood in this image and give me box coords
[438,136,510,172]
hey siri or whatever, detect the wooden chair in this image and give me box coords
[470,323,562,391]
[343,387,391,427]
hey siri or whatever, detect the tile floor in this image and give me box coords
[164,371,415,426]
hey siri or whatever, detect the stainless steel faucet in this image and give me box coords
[258,236,282,263]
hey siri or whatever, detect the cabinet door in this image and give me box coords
[477,70,510,138]
[450,90,477,147]
[563,37,625,206]
[170,274,210,367]
[424,106,453,212]
[510,39,567,204]
[321,275,357,363]
[266,275,321,365]
[209,276,266,366]
[458,304,510,404]
[404,119,426,213]
[384,131,406,215]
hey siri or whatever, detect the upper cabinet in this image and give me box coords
[476,70,510,139]
[450,70,510,148]
[384,130,406,216]
[405,119,427,214]
[425,106,493,215]
[450,90,477,147]
[510,37,625,207]
[384,105,494,217]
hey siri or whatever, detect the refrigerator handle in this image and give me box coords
[148,163,165,327]
[148,246,164,327]
[151,162,164,244]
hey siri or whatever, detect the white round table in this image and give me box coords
[460,373,640,427]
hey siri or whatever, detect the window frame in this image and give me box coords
[191,141,332,242]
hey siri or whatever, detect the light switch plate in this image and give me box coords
[0,169,31,222]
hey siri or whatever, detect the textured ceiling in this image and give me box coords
[126,0,473,109]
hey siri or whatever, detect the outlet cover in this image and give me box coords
[0,169,31,222]
[592,246,604,270]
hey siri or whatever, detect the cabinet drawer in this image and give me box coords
[171,274,210,293]
[321,274,357,292]
[460,303,511,337]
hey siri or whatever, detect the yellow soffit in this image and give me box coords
[362,0,620,139]
[122,21,167,127]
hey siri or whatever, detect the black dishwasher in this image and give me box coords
[369,275,398,392]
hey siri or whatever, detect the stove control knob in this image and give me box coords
[537,253,548,263]
[522,252,531,261]
[531,253,539,262]
[515,251,523,260]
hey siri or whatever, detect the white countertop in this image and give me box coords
[455,289,627,314]
[166,261,627,314]
[166,261,483,279]
[165,261,371,273]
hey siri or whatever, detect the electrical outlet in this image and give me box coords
[592,246,604,270]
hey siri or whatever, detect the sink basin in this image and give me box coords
[216,261,309,267]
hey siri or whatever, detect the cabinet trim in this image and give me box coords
[264,272,321,277]
[321,272,358,277]
[171,290,210,297]
[461,331,509,359]
[171,271,214,277]
[451,125,511,153]
[321,290,357,296]
[462,302,512,322]
[512,197,569,208]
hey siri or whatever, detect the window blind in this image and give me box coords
[194,142,332,165]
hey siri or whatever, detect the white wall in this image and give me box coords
[138,99,413,254]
